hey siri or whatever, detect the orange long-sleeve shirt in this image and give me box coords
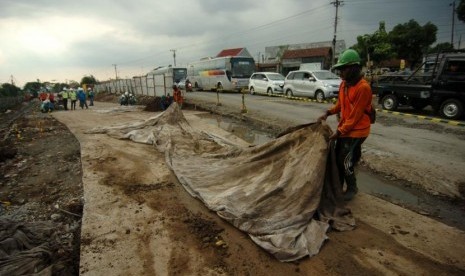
[328,79,372,138]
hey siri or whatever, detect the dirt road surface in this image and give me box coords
[1,98,464,275]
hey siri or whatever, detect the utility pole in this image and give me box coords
[330,0,344,67]
[451,0,456,47]
[170,49,177,66]
[112,64,119,93]
[112,64,118,79]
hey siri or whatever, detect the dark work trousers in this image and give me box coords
[335,137,366,190]
[63,98,68,110]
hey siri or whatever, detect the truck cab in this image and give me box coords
[372,51,465,120]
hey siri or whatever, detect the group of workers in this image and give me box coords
[59,87,94,111]
[38,87,94,113]
[160,84,184,110]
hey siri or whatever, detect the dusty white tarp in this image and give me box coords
[87,103,355,261]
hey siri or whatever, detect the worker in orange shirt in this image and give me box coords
[318,49,373,201]
[39,91,48,101]
[172,84,183,109]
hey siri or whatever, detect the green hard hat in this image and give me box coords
[332,49,361,69]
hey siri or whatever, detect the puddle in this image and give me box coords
[200,113,465,231]
[358,170,465,231]
[198,114,273,145]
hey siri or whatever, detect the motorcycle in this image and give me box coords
[120,93,137,106]
[186,81,193,92]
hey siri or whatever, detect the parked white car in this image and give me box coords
[248,72,285,95]
[283,70,341,102]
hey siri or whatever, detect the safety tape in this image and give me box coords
[250,91,336,104]
[376,109,465,127]
[248,91,465,127]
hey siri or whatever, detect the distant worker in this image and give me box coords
[39,91,48,102]
[172,84,183,109]
[317,49,373,201]
[70,88,77,110]
[87,87,95,106]
[77,88,88,109]
[185,79,192,92]
[160,93,172,110]
[61,88,69,110]
[48,92,55,104]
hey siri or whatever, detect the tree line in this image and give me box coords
[352,1,465,69]
[1,75,99,98]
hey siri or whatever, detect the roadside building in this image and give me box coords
[256,40,346,74]
[216,48,253,58]
[281,47,333,75]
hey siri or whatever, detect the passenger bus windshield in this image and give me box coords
[173,68,187,83]
[230,58,255,78]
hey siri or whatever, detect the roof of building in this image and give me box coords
[282,47,332,59]
[216,48,245,57]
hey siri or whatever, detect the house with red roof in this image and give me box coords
[216,48,253,58]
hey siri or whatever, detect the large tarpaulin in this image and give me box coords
[87,103,355,261]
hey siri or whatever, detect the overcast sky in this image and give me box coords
[1,0,463,87]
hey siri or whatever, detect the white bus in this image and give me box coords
[187,56,255,92]
[146,66,187,96]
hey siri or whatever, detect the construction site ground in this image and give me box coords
[0,94,464,275]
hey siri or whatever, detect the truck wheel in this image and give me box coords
[381,94,399,111]
[440,99,463,120]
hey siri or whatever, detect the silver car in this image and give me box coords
[248,72,285,95]
[283,70,341,102]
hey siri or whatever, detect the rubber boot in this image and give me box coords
[343,174,358,201]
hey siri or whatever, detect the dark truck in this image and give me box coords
[372,51,465,120]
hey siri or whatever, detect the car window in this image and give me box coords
[267,74,285,81]
[303,72,310,79]
[293,72,305,80]
[287,72,295,80]
[444,60,465,74]
[313,71,340,80]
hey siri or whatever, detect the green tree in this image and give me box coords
[0,83,21,97]
[23,82,42,93]
[68,80,80,88]
[389,20,437,69]
[458,0,465,23]
[80,75,98,86]
[352,21,394,67]
[428,42,454,54]
[52,83,69,93]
